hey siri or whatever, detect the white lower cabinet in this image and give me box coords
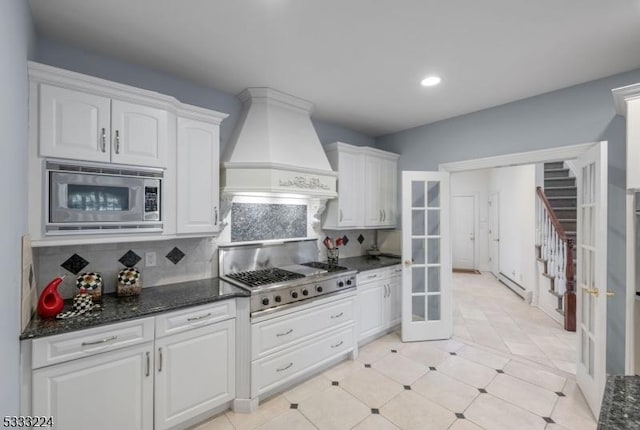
[357,266,402,342]
[154,319,235,430]
[249,294,356,398]
[32,343,154,430]
[28,303,236,430]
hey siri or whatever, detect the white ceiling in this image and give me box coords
[28,0,640,136]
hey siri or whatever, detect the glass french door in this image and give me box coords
[401,171,452,341]
[575,142,608,417]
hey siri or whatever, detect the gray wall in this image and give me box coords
[377,68,640,374]
[35,37,375,151]
[0,0,35,415]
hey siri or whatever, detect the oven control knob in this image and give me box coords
[316,285,323,293]
[262,298,270,306]
[338,281,344,287]
[302,289,309,296]
[290,291,298,299]
[274,295,282,303]
[346,279,352,286]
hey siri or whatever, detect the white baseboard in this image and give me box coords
[497,272,527,299]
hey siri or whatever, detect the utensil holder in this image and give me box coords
[327,248,339,264]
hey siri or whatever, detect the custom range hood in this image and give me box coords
[221,88,337,198]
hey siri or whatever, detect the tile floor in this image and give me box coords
[193,273,593,430]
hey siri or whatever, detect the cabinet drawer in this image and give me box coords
[251,297,354,360]
[357,268,386,285]
[251,326,355,396]
[32,317,154,369]
[155,301,235,338]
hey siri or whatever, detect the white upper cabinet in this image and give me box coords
[111,100,168,167]
[39,85,168,168]
[323,143,364,228]
[39,84,111,163]
[324,142,398,229]
[176,117,221,234]
[612,83,640,189]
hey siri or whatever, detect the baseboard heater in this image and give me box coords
[497,272,526,299]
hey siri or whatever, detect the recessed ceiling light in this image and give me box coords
[421,76,441,87]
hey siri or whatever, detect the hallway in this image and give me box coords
[452,272,577,374]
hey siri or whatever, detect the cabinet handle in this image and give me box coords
[187,312,212,322]
[383,210,386,222]
[340,209,343,222]
[115,130,120,154]
[276,362,293,372]
[367,274,378,279]
[276,328,293,337]
[145,351,150,377]
[158,347,163,372]
[331,340,344,349]
[331,312,344,319]
[379,209,383,221]
[214,206,218,225]
[81,335,117,346]
[100,128,106,152]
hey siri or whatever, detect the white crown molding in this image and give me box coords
[612,83,640,116]
[222,161,338,177]
[238,87,314,113]
[438,141,599,172]
[323,141,400,159]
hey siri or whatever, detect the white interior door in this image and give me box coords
[452,195,475,270]
[575,142,608,417]
[488,192,500,277]
[402,171,452,342]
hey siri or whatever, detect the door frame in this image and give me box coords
[488,191,500,277]
[451,194,476,270]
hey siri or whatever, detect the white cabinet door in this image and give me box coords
[627,98,640,189]
[176,118,220,234]
[387,276,402,327]
[364,154,383,227]
[154,319,235,430]
[39,84,111,163]
[32,343,153,430]
[381,157,398,227]
[111,100,168,168]
[337,149,364,227]
[357,280,386,340]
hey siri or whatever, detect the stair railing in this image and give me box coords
[535,186,576,332]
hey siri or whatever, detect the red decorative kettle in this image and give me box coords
[37,275,66,318]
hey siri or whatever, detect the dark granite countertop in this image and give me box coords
[21,278,250,340]
[598,375,640,429]
[338,254,402,273]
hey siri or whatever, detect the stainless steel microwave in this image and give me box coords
[46,161,163,234]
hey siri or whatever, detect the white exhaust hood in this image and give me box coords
[221,88,337,198]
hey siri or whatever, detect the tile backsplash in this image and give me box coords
[35,238,217,299]
[231,202,307,242]
[320,229,376,260]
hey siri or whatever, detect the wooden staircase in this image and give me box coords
[536,161,577,332]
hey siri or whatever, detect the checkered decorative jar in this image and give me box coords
[76,272,103,303]
[117,267,141,297]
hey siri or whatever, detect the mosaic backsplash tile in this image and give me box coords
[61,253,89,275]
[231,203,307,242]
[119,250,141,267]
[166,247,185,264]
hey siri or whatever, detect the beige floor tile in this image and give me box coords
[340,367,404,408]
[504,340,548,358]
[465,394,546,430]
[381,390,456,430]
[457,345,510,370]
[372,352,428,385]
[356,339,393,364]
[351,414,400,430]
[298,386,369,430]
[225,395,290,430]
[398,342,451,367]
[283,374,332,403]
[322,358,362,382]
[192,413,234,430]
[430,338,466,353]
[545,425,571,430]
[550,359,577,374]
[254,410,316,430]
[551,392,597,430]
[486,373,559,417]
[502,360,566,392]
[411,370,479,413]
[436,356,498,388]
[376,332,406,348]
[448,419,484,430]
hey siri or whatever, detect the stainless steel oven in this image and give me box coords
[46,161,162,234]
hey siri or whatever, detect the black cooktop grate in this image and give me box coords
[226,267,305,287]
[301,262,349,272]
